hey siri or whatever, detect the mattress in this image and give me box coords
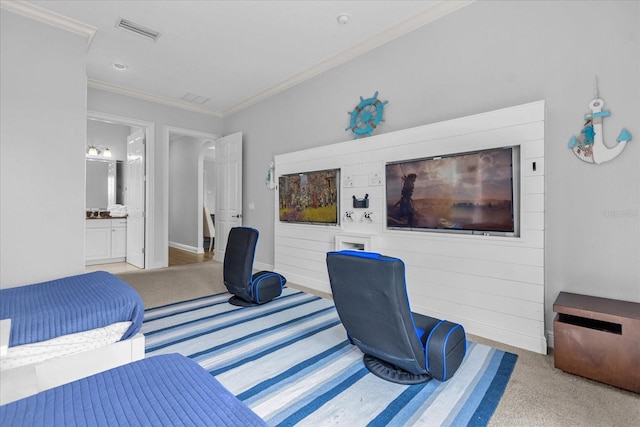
[0,271,144,347]
[0,321,131,370]
[0,353,268,427]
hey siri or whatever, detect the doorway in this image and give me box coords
[87,110,153,269]
[166,126,218,261]
[165,127,242,264]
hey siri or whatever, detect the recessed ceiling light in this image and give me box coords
[112,63,128,71]
[337,13,350,25]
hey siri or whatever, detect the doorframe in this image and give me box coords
[201,141,216,253]
[164,126,218,259]
[87,110,154,269]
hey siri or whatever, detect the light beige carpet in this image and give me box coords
[116,261,227,309]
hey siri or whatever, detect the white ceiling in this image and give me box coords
[15,1,472,116]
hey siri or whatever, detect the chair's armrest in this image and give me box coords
[0,318,11,356]
[411,312,441,343]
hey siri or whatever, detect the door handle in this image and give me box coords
[233,214,242,218]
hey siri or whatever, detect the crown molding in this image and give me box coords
[88,79,223,118]
[26,0,472,118]
[0,0,97,47]
[222,0,475,116]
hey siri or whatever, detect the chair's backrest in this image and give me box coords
[203,206,215,238]
[223,227,258,295]
[326,250,426,374]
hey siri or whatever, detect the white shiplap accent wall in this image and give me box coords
[274,101,546,354]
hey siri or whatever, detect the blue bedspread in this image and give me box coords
[0,271,143,347]
[0,353,268,426]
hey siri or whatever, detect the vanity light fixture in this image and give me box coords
[86,145,113,157]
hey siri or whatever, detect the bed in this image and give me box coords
[0,271,146,404]
[0,353,267,426]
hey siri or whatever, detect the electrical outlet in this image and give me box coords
[369,172,382,186]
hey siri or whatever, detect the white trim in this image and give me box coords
[87,111,155,269]
[222,0,475,116]
[254,261,274,272]
[0,319,10,357]
[547,330,555,349]
[169,241,200,254]
[0,0,97,47]
[3,0,472,117]
[88,79,223,118]
[165,125,219,142]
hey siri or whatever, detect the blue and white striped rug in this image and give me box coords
[142,288,517,426]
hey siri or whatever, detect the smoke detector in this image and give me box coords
[337,14,350,25]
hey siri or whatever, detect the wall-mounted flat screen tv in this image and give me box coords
[386,147,519,236]
[279,168,339,225]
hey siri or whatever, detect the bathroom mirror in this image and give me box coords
[86,159,124,210]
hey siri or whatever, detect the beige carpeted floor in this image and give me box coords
[117,261,228,309]
[117,262,640,426]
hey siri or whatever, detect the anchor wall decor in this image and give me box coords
[568,78,632,164]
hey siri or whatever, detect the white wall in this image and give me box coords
[224,0,639,345]
[1,10,88,288]
[275,101,546,353]
[86,119,129,161]
[87,88,222,268]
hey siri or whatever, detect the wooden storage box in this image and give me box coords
[553,292,640,393]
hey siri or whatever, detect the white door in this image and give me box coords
[214,132,242,261]
[126,129,145,268]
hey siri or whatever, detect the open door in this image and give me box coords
[126,129,145,268]
[214,132,242,261]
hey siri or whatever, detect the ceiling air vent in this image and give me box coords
[181,93,210,105]
[116,17,161,41]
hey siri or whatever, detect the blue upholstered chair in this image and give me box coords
[326,250,467,384]
[223,227,286,306]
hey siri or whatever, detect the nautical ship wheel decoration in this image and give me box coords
[346,91,388,139]
[568,79,632,164]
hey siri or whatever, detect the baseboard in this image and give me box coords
[547,330,555,348]
[168,241,200,254]
[276,270,332,296]
[456,319,548,355]
[254,261,274,271]
[85,257,126,266]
